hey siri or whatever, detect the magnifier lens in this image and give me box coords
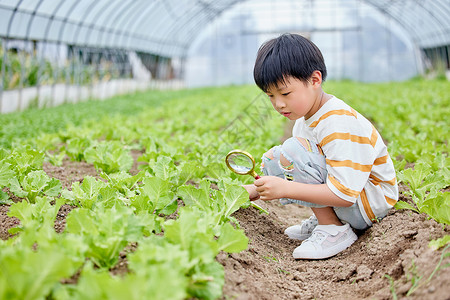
[227,153,254,174]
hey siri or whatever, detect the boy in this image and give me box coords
[244,33,398,259]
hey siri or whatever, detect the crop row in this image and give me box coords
[0,80,448,299]
[0,85,283,299]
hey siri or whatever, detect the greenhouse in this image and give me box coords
[0,0,449,299]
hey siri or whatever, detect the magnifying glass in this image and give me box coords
[225,149,261,179]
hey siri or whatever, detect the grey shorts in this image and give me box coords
[261,136,369,230]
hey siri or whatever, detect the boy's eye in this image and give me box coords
[282,92,291,96]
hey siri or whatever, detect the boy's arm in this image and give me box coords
[254,176,353,207]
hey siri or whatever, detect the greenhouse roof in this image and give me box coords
[0,0,449,57]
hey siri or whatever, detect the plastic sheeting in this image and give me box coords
[0,0,448,57]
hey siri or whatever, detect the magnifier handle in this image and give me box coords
[254,175,261,179]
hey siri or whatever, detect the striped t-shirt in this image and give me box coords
[292,96,398,225]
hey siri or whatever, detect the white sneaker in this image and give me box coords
[284,215,318,240]
[292,223,357,259]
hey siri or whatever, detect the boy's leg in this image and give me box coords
[278,137,368,229]
[311,207,343,226]
[277,137,358,259]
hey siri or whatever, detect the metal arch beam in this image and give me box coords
[118,0,160,50]
[415,0,450,44]
[0,0,25,112]
[108,0,187,54]
[24,0,45,42]
[131,0,193,54]
[361,0,421,47]
[3,0,25,39]
[97,0,135,48]
[359,0,428,74]
[80,0,119,48]
[56,1,84,46]
[362,0,449,47]
[104,0,144,50]
[130,0,177,53]
[130,0,222,62]
[0,1,181,51]
[111,0,151,49]
[71,0,105,46]
[159,0,238,56]
[395,0,448,44]
[394,0,448,45]
[181,0,242,48]
[155,0,222,56]
[426,0,450,27]
[2,0,448,60]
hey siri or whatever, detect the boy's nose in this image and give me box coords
[275,98,286,109]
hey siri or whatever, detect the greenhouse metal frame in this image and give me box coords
[0,0,449,113]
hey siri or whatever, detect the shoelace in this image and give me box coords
[306,230,327,244]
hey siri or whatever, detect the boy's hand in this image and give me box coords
[254,176,287,201]
[242,184,260,201]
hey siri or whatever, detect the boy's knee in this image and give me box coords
[281,136,323,157]
[263,147,275,160]
[295,137,309,150]
[279,152,292,169]
[281,137,308,159]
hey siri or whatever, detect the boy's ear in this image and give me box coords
[310,70,323,86]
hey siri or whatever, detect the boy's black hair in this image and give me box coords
[253,33,327,92]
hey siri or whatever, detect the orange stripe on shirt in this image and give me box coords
[326,159,372,172]
[369,174,397,186]
[310,109,357,128]
[370,126,378,146]
[320,132,375,148]
[328,175,360,198]
[374,155,389,165]
[385,196,397,206]
[360,189,378,223]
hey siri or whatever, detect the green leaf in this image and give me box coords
[140,176,175,214]
[66,205,147,269]
[219,184,249,219]
[84,141,133,173]
[64,137,91,161]
[152,155,176,181]
[429,235,450,251]
[130,194,155,214]
[0,241,83,300]
[421,192,450,224]
[188,261,224,300]
[45,150,66,167]
[0,191,11,204]
[164,208,219,261]
[398,163,431,191]
[8,177,28,198]
[7,147,45,177]
[69,176,107,208]
[394,200,419,212]
[176,161,204,186]
[20,170,61,203]
[7,196,64,235]
[0,162,15,186]
[217,222,248,253]
[44,177,62,197]
[177,184,211,211]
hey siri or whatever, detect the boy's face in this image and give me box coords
[265,76,321,120]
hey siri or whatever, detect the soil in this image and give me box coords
[1,153,449,300]
[220,197,450,300]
